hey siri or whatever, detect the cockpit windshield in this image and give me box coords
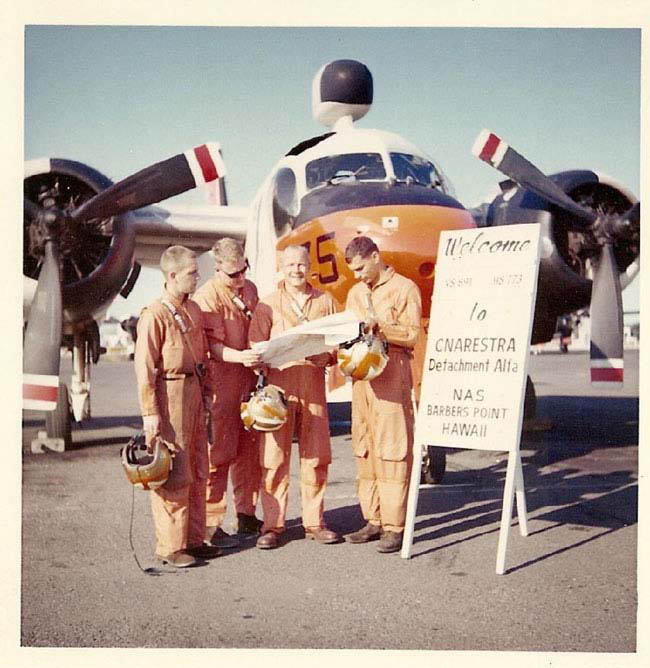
[305,153,386,189]
[390,152,442,188]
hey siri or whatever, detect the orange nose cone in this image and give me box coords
[277,203,476,317]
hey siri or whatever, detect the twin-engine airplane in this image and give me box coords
[24,60,640,464]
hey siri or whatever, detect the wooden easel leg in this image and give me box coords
[401,439,425,559]
[496,450,518,575]
[515,453,528,536]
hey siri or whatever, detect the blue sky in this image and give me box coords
[23,24,641,317]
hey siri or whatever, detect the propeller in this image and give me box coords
[71,143,225,221]
[23,143,226,410]
[472,129,639,385]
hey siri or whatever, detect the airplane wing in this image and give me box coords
[131,202,250,267]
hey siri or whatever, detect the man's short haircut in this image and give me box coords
[345,236,378,263]
[160,245,195,278]
[211,237,244,264]
[281,244,310,266]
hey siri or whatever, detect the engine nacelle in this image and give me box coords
[24,159,136,332]
[480,170,639,343]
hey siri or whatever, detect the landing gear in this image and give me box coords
[522,374,552,432]
[43,383,72,450]
[32,325,97,453]
[420,445,446,485]
[524,375,536,419]
[70,329,92,422]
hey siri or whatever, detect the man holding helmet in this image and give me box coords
[248,245,341,550]
[134,245,221,568]
[343,236,422,553]
[192,238,264,548]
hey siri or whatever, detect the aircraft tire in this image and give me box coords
[45,383,73,450]
[421,446,446,485]
[524,375,536,419]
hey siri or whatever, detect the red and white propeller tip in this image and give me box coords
[472,129,509,169]
[590,359,623,385]
[184,142,226,186]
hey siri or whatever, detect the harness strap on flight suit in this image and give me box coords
[161,299,189,333]
[232,293,253,320]
[161,299,215,445]
[286,293,309,323]
[365,292,378,323]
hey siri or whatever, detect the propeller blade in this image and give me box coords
[589,243,624,385]
[71,142,226,222]
[472,129,597,225]
[23,238,63,410]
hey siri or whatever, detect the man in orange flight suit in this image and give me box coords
[248,245,341,550]
[192,238,263,548]
[343,236,422,553]
[134,245,221,568]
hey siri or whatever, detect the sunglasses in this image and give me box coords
[223,259,249,278]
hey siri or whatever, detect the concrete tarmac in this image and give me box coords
[18,351,641,657]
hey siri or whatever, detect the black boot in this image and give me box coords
[236,513,264,535]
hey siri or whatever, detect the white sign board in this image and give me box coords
[415,223,541,453]
[403,223,541,570]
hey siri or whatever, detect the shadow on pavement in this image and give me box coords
[320,451,637,573]
[525,395,638,462]
[23,389,639,575]
[408,463,636,570]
